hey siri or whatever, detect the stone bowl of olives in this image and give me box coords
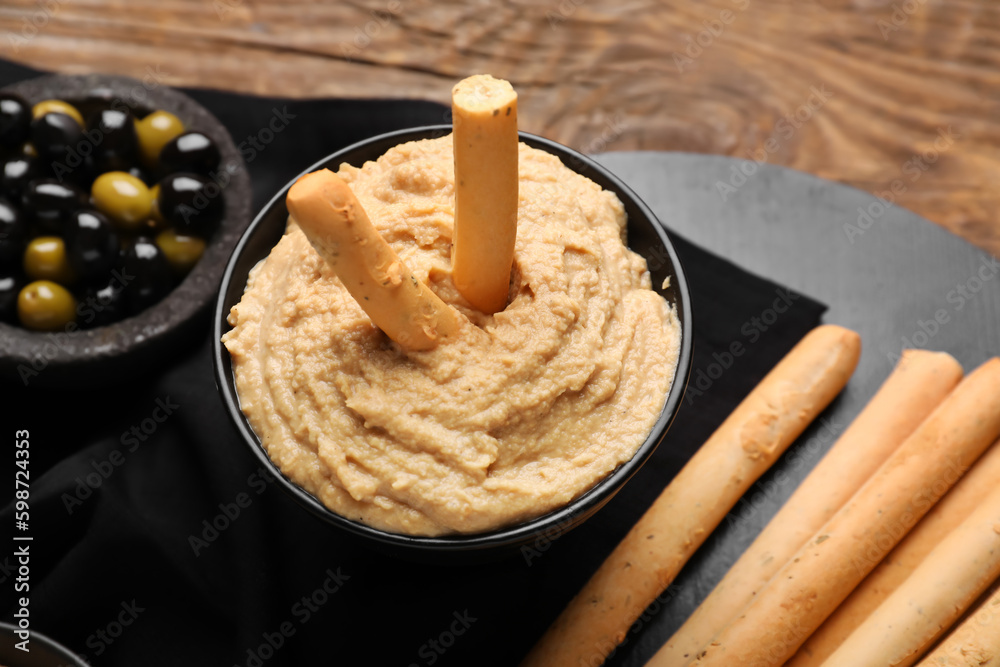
[0,74,252,387]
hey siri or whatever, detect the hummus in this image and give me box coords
[222,136,681,536]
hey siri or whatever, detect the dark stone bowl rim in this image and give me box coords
[213,125,693,554]
[0,620,88,666]
[0,73,252,387]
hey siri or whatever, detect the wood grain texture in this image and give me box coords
[1,0,998,255]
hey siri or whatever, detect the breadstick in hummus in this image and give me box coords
[286,168,462,351]
[520,324,861,667]
[451,74,519,314]
[652,349,963,666]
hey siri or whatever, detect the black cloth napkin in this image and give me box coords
[2,58,827,666]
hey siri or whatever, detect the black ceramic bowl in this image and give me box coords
[0,74,252,388]
[0,622,88,666]
[213,126,692,557]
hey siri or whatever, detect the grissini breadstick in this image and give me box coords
[788,437,1000,667]
[520,324,861,667]
[689,357,1000,667]
[650,349,964,666]
[916,581,1000,666]
[286,168,462,351]
[451,74,519,314]
[819,483,1000,667]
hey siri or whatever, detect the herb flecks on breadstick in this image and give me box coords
[788,438,1000,667]
[653,349,964,667]
[286,168,462,351]
[915,578,1000,666]
[819,482,1000,667]
[451,74,519,314]
[691,357,1000,667]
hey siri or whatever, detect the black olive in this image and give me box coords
[30,111,84,165]
[128,165,154,186]
[88,108,138,174]
[1,155,38,201]
[0,197,25,266]
[123,236,173,314]
[0,93,31,148]
[75,86,119,121]
[0,273,21,323]
[156,172,224,234]
[158,131,220,175]
[77,273,128,328]
[65,209,119,280]
[22,178,88,233]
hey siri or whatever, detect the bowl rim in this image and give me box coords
[0,621,89,667]
[212,125,693,552]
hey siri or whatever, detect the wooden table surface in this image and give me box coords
[1,0,997,256]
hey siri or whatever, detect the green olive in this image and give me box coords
[23,236,75,284]
[91,171,153,231]
[32,99,84,127]
[156,228,205,276]
[18,280,76,331]
[136,110,185,167]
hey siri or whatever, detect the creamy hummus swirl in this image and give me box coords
[223,136,681,536]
